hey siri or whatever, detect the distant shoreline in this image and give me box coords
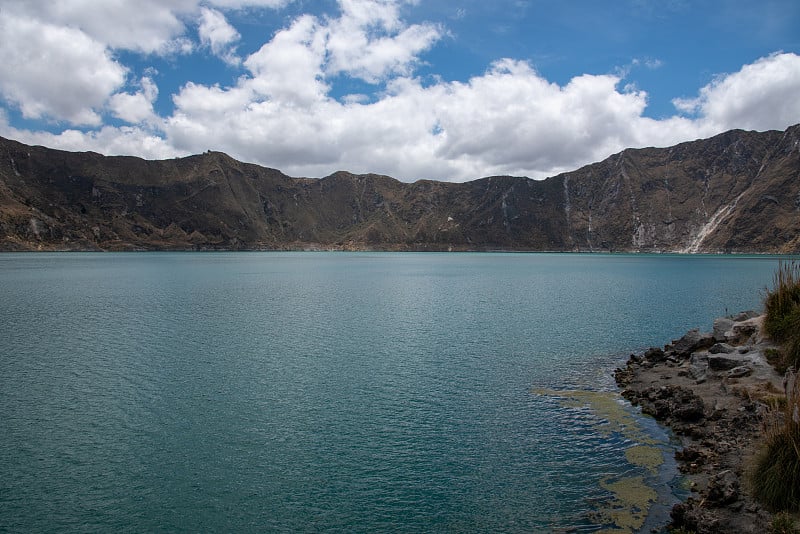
[0,246,794,256]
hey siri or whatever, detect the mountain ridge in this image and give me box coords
[1,125,798,252]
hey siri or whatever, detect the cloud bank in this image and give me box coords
[1,0,799,182]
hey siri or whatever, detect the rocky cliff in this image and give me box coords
[1,124,798,252]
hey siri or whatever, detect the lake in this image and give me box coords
[0,252,786,532]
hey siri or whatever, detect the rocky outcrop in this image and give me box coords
[615,313,785,533]
[623,385,706,423]
[1,124,799,252]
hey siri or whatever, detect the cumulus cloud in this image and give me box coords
[0,0,292,56]
[243,14,330,106]
[1,0,799,183]
[207,0,293,7]
[324,0,443,82]
[2,0,195,55]
[0,13,127,126]
[163,56,650,180]
[162,47,800,181]
[198,7,242,65]
[0,116,181,162]
[109,77,160,125]
[673,52,800,132]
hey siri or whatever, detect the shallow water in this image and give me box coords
[0,252,784,532]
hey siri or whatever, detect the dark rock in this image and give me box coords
[675,446,704,462]
[673,396,705,422]
[708,355,741,371]
[636,385,705,422]
[706,469,740,506]
[670,500,720,534]
[709,343,735,354]
[627,353,643,365]
[671,329,715,358]
[613,367,634,387]
[643,347,666,363]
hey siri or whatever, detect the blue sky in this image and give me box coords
[1,0,799,182]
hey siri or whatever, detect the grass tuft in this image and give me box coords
[770,511,800,534]
[751,370,800,512]
[764,261,800,371]
[752,262,800,513]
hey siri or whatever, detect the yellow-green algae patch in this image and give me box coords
[532,388,659,446]
[595,476,658,533]
[533,388,665,532]
[625,444,663,474]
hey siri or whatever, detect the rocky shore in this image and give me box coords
[614,312,787,533]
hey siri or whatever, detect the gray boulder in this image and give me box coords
[670,329,715,357]
[713,317,734,342]
[732,310,759,322]
[709,343,735,354]
[729,323,758,345]
[689,353,709,382]
[727,366,752,378]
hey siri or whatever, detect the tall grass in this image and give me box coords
[751,262,800,512]
[751,369,800,511]
[764,261,800,371]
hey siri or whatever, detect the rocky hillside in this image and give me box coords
[1,124,798,252]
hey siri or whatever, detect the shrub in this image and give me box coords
[751,370,800,512]
[751,263,800,514]
[771,511,800,534]
[764,262,800,340]
[764,261,800,373]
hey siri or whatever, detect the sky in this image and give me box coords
[1,0,799,182]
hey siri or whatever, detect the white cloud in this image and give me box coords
[206,0,293,7]
[198,7,242,65]
[673,52,800,133]
[2,0,196,55]
[1,1,799,184]
[162,49,800,182]
[0,13,127,126]
[0,117,181,162]
[0,0,293,56]
[324,0,443,82]
[432,61,649,174]
[243,14,329,106]
[109,78,160,124]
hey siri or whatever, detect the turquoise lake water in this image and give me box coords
[0,252,788,532]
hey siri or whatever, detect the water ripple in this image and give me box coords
[0,252,781,532]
